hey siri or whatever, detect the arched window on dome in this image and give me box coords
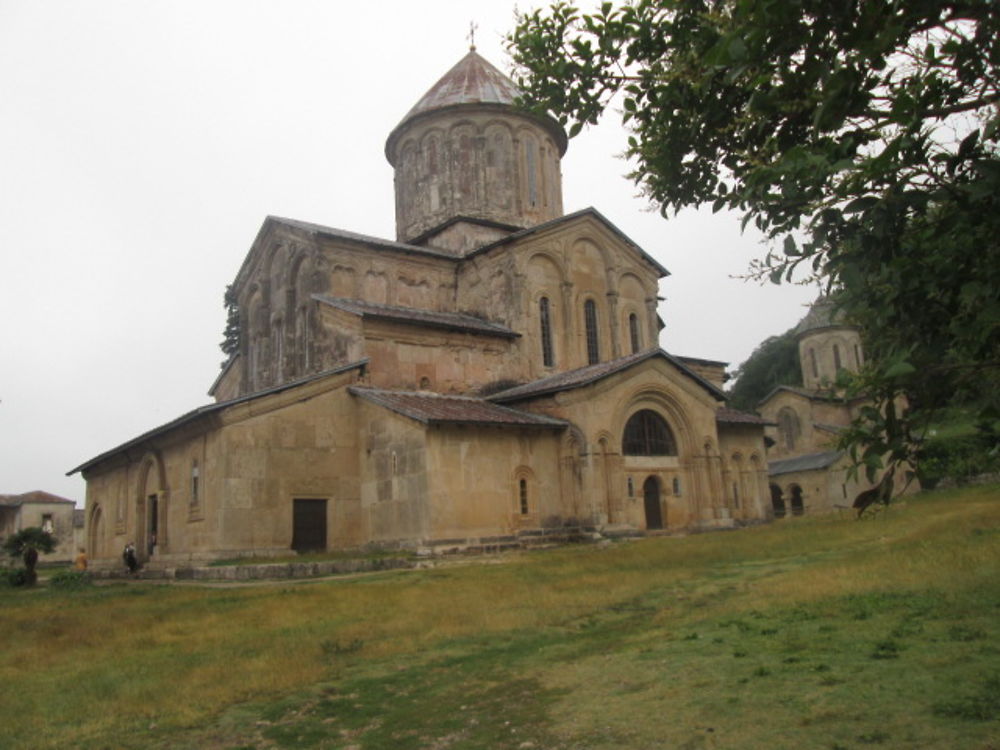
[622,410,678,456]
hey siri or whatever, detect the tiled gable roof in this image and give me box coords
[716,408,774,426]
[0,490,76,507]
[769,450,844,476]
[488,349,725,403]
[313,295,519,339]
[69,360,369,476]
[349,387,567,429]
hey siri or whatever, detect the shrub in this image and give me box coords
[49,569,92,590]
[917,433,1000,488]
[4,568,31,587]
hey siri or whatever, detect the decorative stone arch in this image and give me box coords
[777,406,802,451]
[135,451,168,561]
[747,453,765,516]
[728,451,745,509]
[570,236,614,279]
[559,427,586,520]
[615,387,698,458]
[263,243,288,297]
[595,431,618,523]
[87,503,103,559]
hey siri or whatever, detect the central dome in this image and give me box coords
[385,50,567,248]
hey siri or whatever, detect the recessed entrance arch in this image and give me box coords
[770,483,786,519]
[789,484,804,516]
[643,476,663,530]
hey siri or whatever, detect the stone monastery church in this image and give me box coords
[73,49,779,567]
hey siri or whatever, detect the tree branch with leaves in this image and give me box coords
[509,0,1000,483]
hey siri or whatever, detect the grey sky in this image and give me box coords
[0,1,816,504]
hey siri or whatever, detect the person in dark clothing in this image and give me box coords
[123,542,138,574]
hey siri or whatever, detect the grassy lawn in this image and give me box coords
[2,485,999,749]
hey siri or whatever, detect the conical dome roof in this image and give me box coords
[386,49,566,164]
[794,296,854,337]
[402,49,520,122]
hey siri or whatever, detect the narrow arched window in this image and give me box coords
[622,410,677,456]
[628,313,640,354]
[627,477,634,497]
[519,478,529,515]
[854,343,862,367]
[777,407,801,450]
[810,348,818,379]
[833,344,842,372]
[584,299,600,365]
[190,461,200,506]
[539,297,554,367]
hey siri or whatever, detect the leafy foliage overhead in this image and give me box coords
[509,1,1000,478]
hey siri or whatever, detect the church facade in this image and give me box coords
[72,50,773,567]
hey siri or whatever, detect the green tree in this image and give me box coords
[509,0,1000,480]
[727,327,801,412]
[220,284,241,367]
[4,527,56,586]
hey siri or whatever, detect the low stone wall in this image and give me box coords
[90,556,417,581]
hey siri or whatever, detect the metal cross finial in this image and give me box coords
[468,21,478,51]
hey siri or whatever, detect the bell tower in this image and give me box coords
[385,48,567,253]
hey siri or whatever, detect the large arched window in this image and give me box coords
[584,299,600,365]
[622,410,678,456]
[539,297,554,367]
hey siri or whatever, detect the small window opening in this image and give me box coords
[672,477,681,496]
[833,344,842,372]
[41,514,53,534]
[519,478,529,515]
[584,300,600,365]
[810,348,818,379]
[732,482,740,508]
[627,477,634,497]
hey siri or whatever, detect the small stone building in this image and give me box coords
[0,491,78,564]
[72,50,773,567]
[757,298,874,516]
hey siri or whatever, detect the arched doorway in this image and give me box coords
[643,476,663,530]
[790,485,804,516]
[136,454,167,563]
[770,483,786,519]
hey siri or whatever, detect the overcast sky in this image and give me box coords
[0,1,817,504]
